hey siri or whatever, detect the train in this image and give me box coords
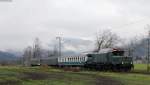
[30,48,134,71]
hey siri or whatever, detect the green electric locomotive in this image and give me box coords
[85,48,134,71]
[30,48,134,71]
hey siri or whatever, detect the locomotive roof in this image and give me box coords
[98,48,113,53]
[96,48,124,54]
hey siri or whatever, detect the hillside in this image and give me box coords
[0,51,17,61]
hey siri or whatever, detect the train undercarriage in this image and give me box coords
[84,63,134,72]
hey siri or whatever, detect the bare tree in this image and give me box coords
[94,29,119,52]
[126,36,140,57]
[23,46,32,66]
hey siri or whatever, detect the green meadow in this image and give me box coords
[0,65,149,85]
[134,64,148,71]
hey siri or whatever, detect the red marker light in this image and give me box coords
[113,48,118,51]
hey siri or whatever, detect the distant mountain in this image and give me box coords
[0,51,17,61]
[4,49,23,57]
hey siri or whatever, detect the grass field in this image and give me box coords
[0,67,93,85]
[0,65,150,85]
[98,64,150,85]
[134,64,148,71]
[97,72,150,85]
[0,66,121,85]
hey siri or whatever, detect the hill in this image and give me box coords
[0,51,17,61]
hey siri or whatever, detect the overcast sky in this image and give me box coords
[0,0,150,51]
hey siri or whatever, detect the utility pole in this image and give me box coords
[147,30,150,72]
[56,36,62,57]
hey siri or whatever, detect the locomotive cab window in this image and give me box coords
[87,54,92,57]
[112,51,124,56]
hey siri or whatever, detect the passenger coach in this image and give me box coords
[58,55,88,67]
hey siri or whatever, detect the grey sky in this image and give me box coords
[0,0,150,51]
